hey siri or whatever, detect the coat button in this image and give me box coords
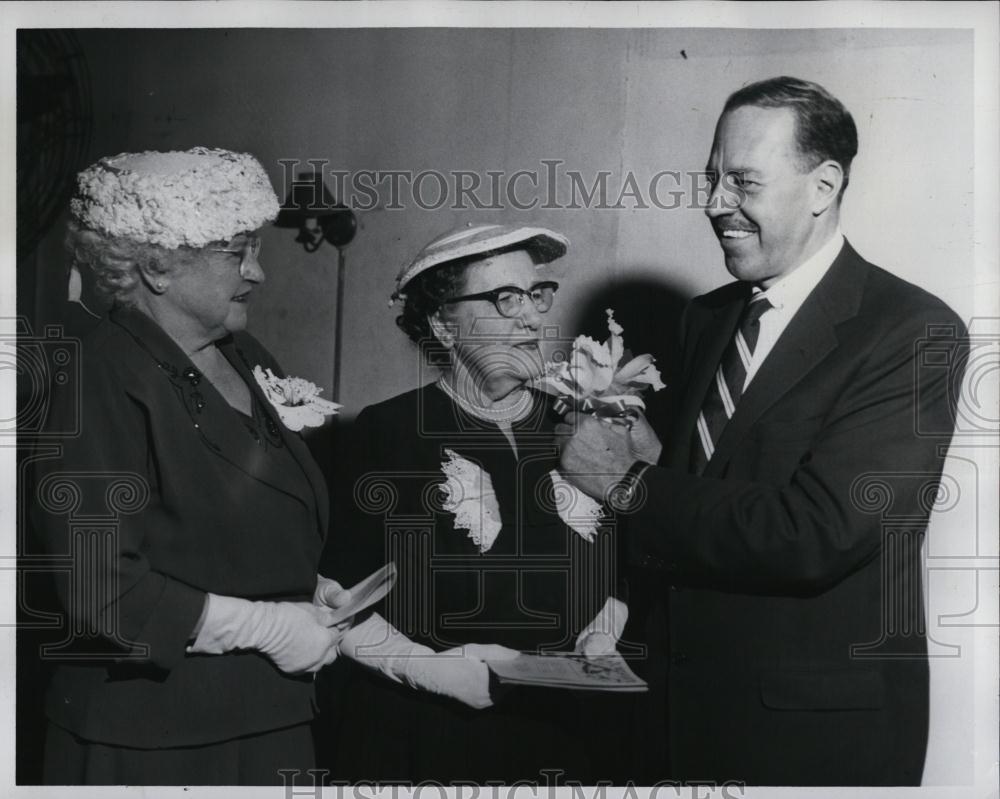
[671,652,690,665]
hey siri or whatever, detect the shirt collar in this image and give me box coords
[752,228,844,312]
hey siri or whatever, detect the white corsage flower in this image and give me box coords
[547,469,604,541]
[439,449,502,553]
[537,308,665,417]
[253,366,342,431]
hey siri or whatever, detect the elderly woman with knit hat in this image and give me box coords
[318,224,636,784]
[32,147,348,785]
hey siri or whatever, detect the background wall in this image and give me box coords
[22,27,979,786]
[30,28,974,415]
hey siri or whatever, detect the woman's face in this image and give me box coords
[436,248,548,400]
[162,232,265,342]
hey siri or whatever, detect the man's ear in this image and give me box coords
[812,160,844,216]
[429,310,456,349]
[135,256,172,295]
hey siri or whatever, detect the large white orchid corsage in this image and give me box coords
[439,449,503,553]
[536,308,665,418]
[252,366,342,432]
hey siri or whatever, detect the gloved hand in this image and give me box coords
[187,593,341,674]
[313,575,354,624]
[415,644,520,709]
[575,597,628,658]
[339,614,519,709]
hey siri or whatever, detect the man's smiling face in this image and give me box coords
[705,105,825,288]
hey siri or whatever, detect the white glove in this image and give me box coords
[575,597,628,658]
[313,574,353,617]
[187,593,341,674]
[339,613,519,709]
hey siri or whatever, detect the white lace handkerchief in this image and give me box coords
[547,469,603,541]
[440,449,503,553]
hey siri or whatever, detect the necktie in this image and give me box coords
[691,295,773,474]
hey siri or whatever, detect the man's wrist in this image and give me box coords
[608,460,652,510]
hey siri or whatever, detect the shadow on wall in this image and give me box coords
[566,275,690,387]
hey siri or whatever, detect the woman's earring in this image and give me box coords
[155,281,165,292]
[429,312,455,349]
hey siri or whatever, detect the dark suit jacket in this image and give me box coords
[621,241,965,785]
[30,307,329,747]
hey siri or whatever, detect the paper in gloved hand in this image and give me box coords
[486,651,648,692]
[323,562,398,625]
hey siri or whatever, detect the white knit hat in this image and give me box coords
[71,146,279,249]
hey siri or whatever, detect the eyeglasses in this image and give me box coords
[209,235,262,278]
[441,281,559,318]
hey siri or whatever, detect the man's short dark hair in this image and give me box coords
[724,76,859,197]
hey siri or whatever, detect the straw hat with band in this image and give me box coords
[390,223,569,306]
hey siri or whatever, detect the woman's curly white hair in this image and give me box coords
[64,220,196,307]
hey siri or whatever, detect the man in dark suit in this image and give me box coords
[558,76,966,785]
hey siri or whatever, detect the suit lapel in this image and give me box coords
[223,338,329,534]
[703,241,869,477]
[112,308,322,518]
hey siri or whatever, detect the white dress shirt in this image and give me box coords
[744,229,845,389]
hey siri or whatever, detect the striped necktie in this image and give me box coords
[691,295,773,474]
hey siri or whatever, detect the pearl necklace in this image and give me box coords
[436,378,534,425]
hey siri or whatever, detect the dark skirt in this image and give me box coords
[316,664,643,786]
[42,721,316,786]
